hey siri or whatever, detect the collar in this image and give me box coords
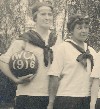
[65,39,87,51]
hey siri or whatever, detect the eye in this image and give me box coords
[41,13,46,16]
[77,26,82,30]
[48,12,53,16]
[84,25,89,29]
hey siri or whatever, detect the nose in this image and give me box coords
[45,15,49,20]
[81,27,86,32]
[45,14,50,20]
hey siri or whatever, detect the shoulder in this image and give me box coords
[88,46,96,52]
[11,40,25,47]
[53,41,71,57]
[5,39,26,53]
[19,30,31,36]
[52,42,65,56]
[95,51,100,60]
[88,46,97,57]
[54,42,67,50]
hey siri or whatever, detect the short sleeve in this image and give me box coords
[0,40,24,64]
[91,52,100,79]
[48,44,64,77]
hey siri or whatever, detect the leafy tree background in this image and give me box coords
[0,0,100,107]
[0,0,100,53]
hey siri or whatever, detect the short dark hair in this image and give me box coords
[32,1,53,22]
[67,15,90,33]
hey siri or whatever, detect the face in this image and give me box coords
[35,6,53,29]
[72,23,89,42]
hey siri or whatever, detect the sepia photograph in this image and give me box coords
[0,0,100,109]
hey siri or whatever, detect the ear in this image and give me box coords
[33,17,37,22]
[70,31,73,35]
[33,13,37,22]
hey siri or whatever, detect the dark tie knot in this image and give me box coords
[45,45,50,50]
[77,50,94,71]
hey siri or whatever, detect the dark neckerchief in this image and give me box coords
[66,41,94,71]
[18,30,57,67]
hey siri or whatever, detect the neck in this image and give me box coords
[71,37,84,49]
[35,25,49,41]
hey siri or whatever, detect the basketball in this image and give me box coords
[9,50,38,77]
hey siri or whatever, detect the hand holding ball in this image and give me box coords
[9,51,38,77]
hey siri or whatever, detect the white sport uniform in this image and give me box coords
[0,39,51,96]
[91,52,100,98]
[48,39,97,97]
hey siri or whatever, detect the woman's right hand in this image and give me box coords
[15,74,35,84]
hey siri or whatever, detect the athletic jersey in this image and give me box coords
[0,39,53,96]
[91,52,100,98]
[48,39,96,97]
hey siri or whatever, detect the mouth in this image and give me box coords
[45,22,50,24]
[81,36,87,38]
[80,35,87,38]
[44,20,51,23]
[81,34,87,37]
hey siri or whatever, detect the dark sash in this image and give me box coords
[18,30,57,67]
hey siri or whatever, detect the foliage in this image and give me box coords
[0,0,100,52]
[0,0,21,52]
[64,0,100,52]
[0,0,37,53]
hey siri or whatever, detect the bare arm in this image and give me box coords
[0,40,34,84]
[0,61,33,84]
[47,75,59,109]
[47,44,64,109]
[90,78,100,109]
[0,61,19,83]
